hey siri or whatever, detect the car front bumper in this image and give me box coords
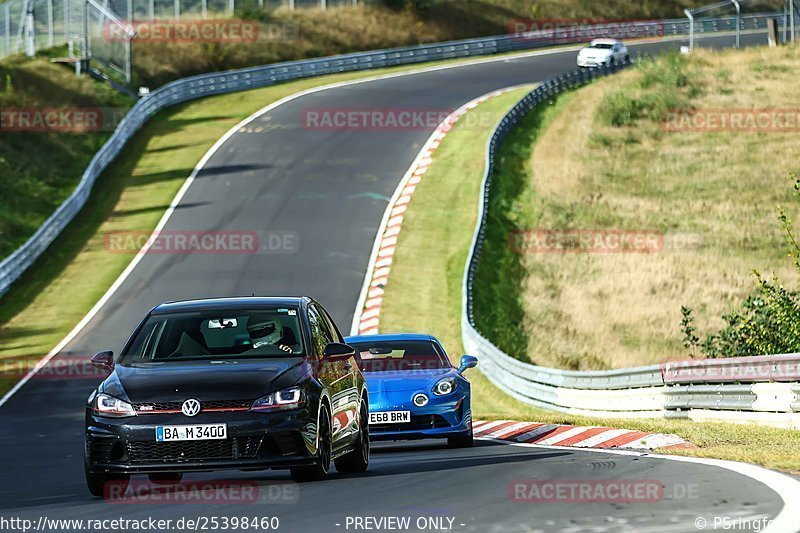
[85,408,317,474]
[368,390,471,441]
[577,57,607,67]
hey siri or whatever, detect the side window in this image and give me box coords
[320,307,344,343]
[307,305,333,357]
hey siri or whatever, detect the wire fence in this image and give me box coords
[0,0,358,66]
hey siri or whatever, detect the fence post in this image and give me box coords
[730,0,740,48]
[174,0,179,19]
[24,0,36,57]
[202,0,207,19]
[320,0,326,10]
[148,0,154,20]
[64,0,70,53]
[289,0,294,11]
[684,8,694,50]
[48,0,54,47]
[4,4,10,58]
[229,0,234,15]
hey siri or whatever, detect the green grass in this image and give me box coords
[376,81,800,474]
[0,55,134,259]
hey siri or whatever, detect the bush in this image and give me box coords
[598,90,642,126]
[682,175,800,358]
[598,53,697,128]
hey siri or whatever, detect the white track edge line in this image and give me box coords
[478,437,800,533]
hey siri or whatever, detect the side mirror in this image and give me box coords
[458,354,478,374]
[91,351,114,371]
[323,342,355,362]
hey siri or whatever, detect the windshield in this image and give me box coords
[590,43,614,49]
[120,308,304,363]
[349,340,450,373]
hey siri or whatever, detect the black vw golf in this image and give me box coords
[84,296,369,496]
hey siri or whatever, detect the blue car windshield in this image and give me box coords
[349,340,450,372]
[120,308,305,363]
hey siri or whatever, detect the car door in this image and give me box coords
[306,305,337,435]
[307,304,355,447]
[319,305,360,441]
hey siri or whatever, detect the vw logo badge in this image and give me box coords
[181,398,202,417]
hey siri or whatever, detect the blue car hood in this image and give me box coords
[364,368,454,393]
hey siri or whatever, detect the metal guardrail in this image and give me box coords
[3,14,777,297]
[458,33,800,425]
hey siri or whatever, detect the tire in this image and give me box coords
[334,402,370,473]
[447,431,474,448]
[291,405,332,482]
[624,55,630,63]
[85,467,129,498]
[148,473,183,485]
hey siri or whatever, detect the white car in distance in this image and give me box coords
[577,39,629,68]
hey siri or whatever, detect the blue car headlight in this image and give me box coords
[432,377,456,396]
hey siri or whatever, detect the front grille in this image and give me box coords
[372,414,450,433]
[133,399,253,413]
[126,437,263,463]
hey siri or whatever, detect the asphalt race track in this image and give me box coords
[0,32,789,533]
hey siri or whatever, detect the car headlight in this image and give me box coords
[432,377,456,396]
[93,393,136,418]
[251,386,305,411]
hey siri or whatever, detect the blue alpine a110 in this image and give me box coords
[344,333,478,447]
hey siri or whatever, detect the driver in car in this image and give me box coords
[247,316,300,353]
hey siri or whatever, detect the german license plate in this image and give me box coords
[156,423,227,442]
[369,411,411,425]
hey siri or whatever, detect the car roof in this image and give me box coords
[152,296,311,314]
[590,38,620,45]
[345,332,437,343]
